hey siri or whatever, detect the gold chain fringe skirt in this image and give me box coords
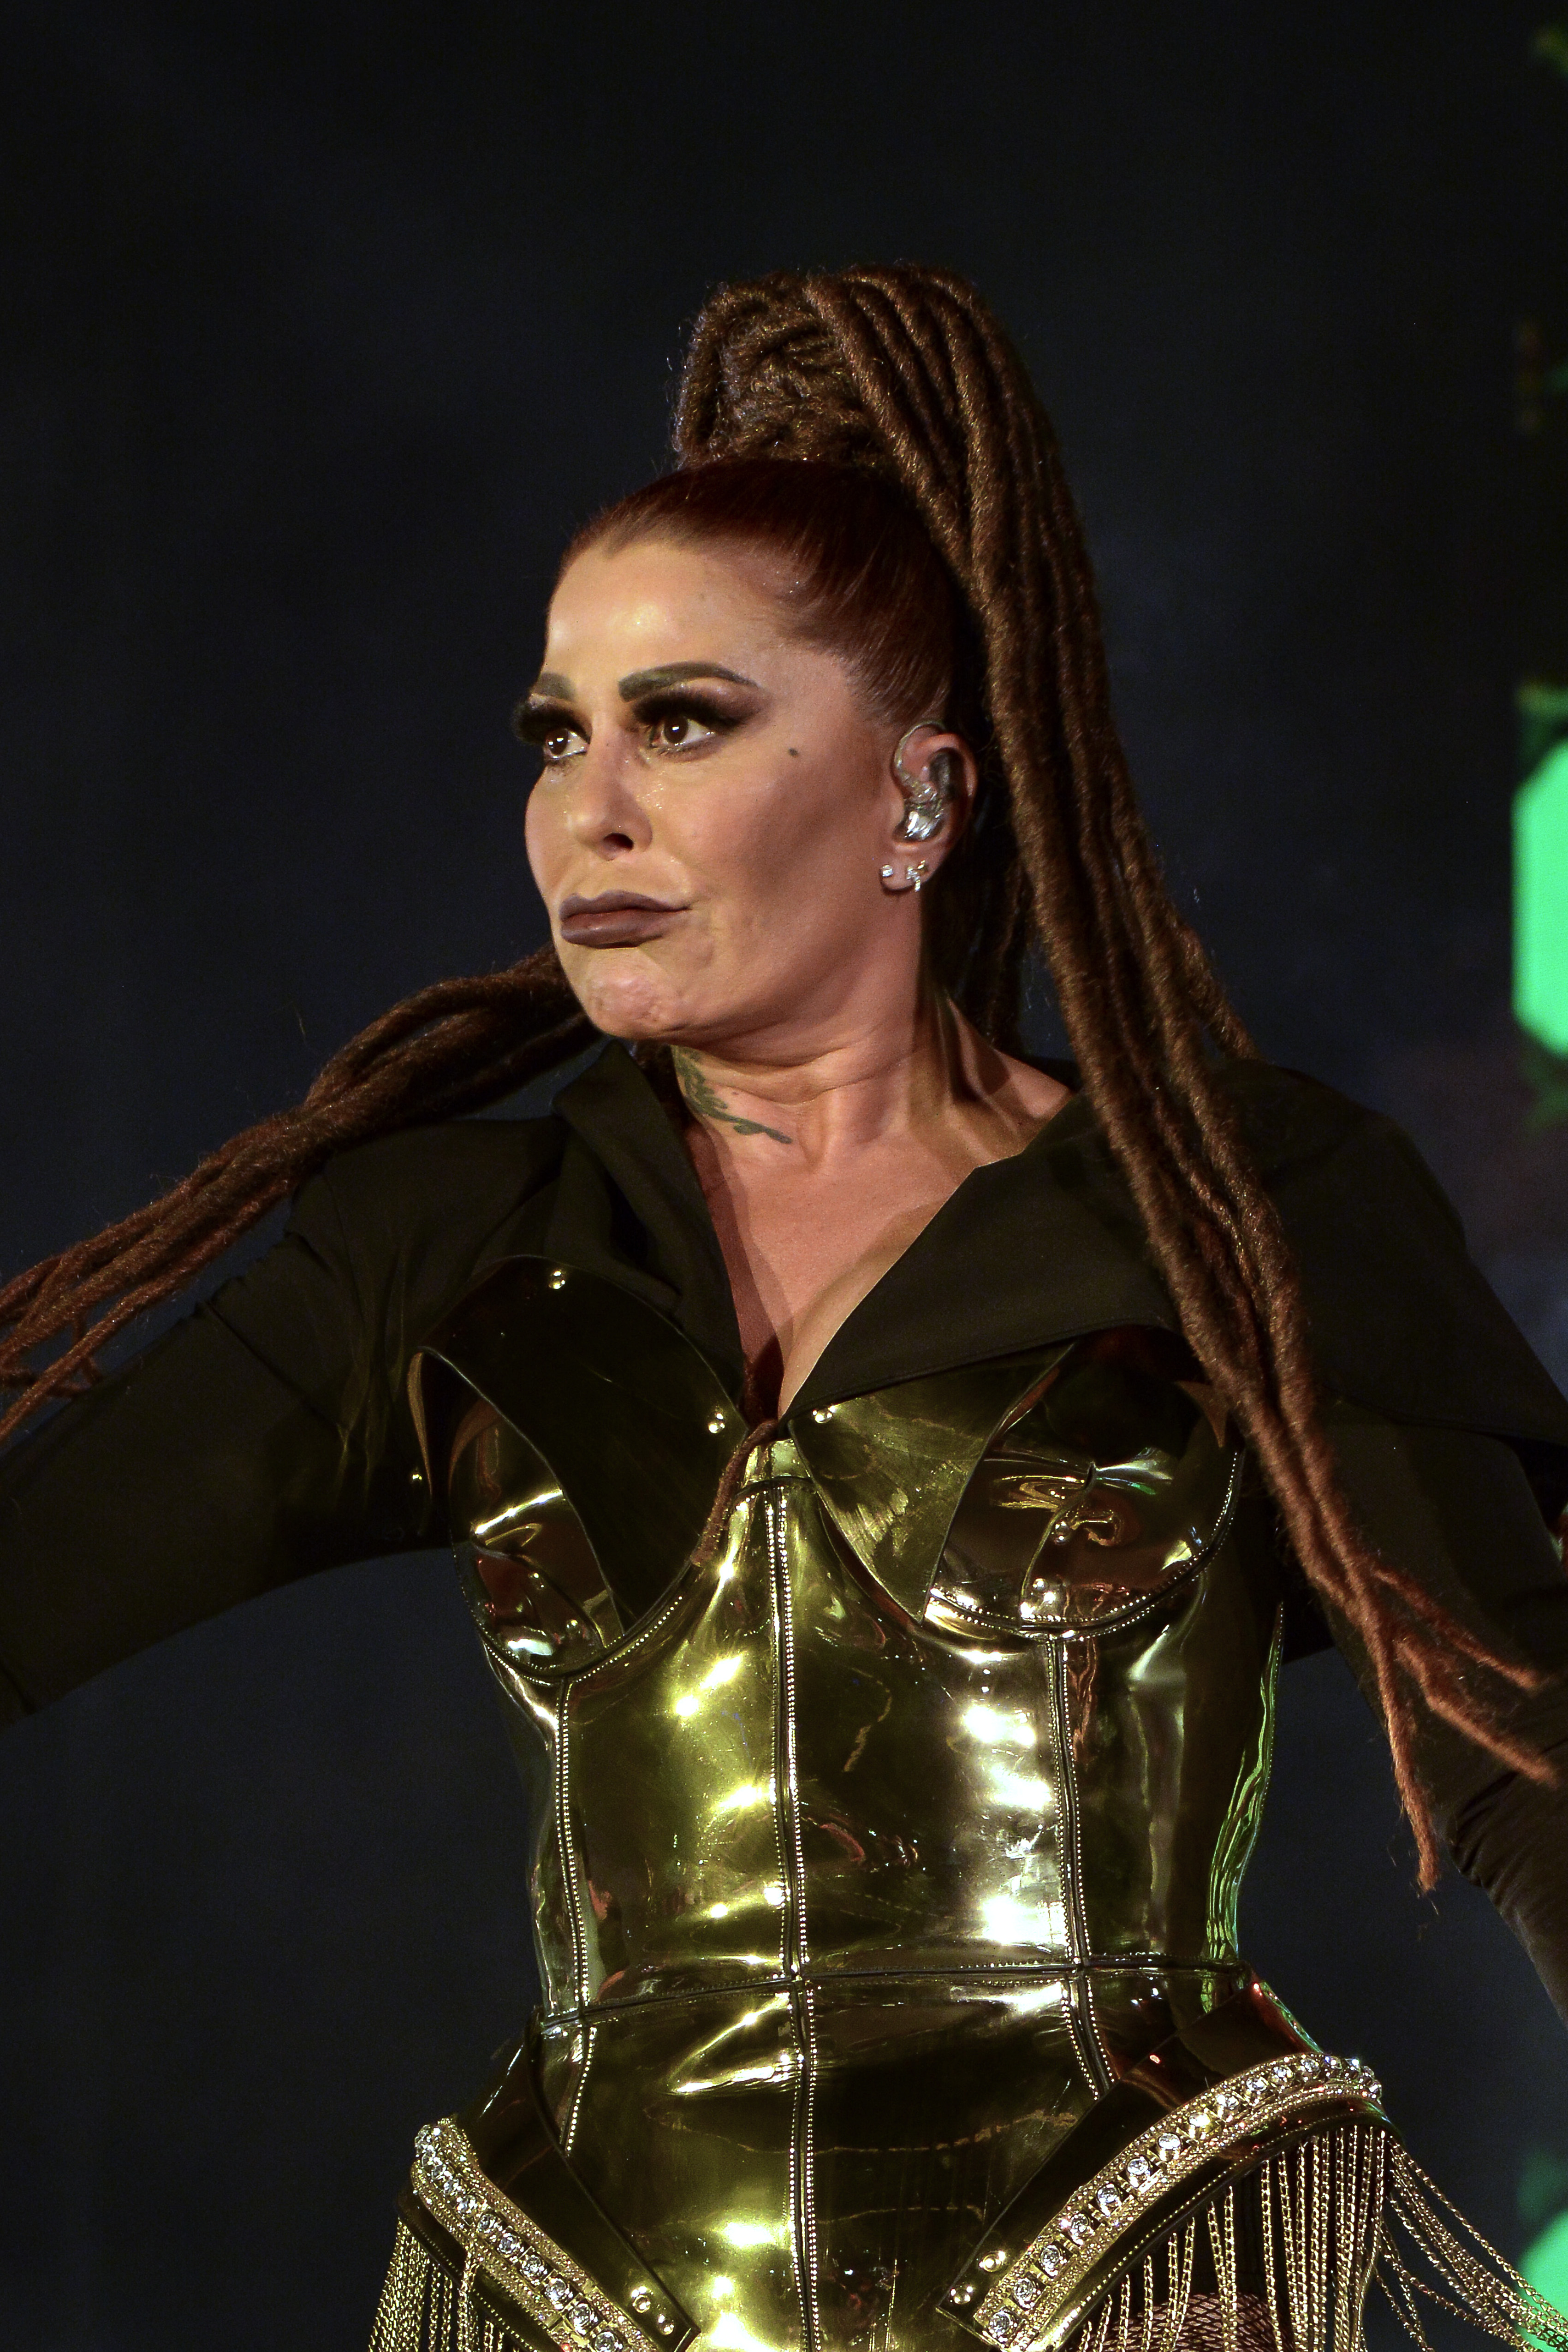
[369,2109,1568,2352]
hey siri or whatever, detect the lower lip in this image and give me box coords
[558,907,683,947]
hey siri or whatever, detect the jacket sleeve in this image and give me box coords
[0,1160,439,1723]
[1318,1401,1568,2027]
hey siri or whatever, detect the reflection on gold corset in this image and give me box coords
[384,1260,1385,2352]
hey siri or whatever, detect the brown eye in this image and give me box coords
[648,710,717,752]
[540,724,587,764]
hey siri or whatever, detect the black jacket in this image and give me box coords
[4,1045,1567,2012]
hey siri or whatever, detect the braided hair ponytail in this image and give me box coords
[665,263,1549,1882]
[0,262,1544,1880]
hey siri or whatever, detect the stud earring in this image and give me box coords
[880,860,929,895]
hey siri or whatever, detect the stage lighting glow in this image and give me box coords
[1515,742,1568,1054]
[1521,2207,1568,2336]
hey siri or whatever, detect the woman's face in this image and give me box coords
[521,534,971,1056]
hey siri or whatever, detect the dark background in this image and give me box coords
[4,2,1568,2344]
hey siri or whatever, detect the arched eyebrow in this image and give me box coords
[617,662,760,699]
[520,661,761,709]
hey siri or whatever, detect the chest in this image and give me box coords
[693,1144,982,1403]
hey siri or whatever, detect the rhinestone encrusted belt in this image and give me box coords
[411,2118,681,2352]
[955,2049,1386,2350]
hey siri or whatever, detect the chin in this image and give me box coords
[562,953,686,1042]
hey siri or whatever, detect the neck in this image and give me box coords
[665,983,1037,1171]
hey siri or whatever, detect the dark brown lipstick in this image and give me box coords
[558,891,686,947]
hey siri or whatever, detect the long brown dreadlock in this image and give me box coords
[0,263,1547,1883]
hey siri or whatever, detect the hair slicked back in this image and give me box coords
[565,455,1012,1026]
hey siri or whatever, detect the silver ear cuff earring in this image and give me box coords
[893,726,958,844]
[880,860,930,894]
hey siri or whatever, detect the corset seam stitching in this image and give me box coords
[562,2014,597,2157]
[1050,1638,1087,1972]
[940,1438,1247,1643]
[774,1489,811,1979]
[555,1682,588,2012]
[486,1572,697,1689]
[767,1480,820,2352]
[761,1491,792,1984]
[531,1958,1246,2031]
[934,1556,1207,1641]
[1051,1634,1117,2096]
[801,1978,821,2352]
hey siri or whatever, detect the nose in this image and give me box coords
[562,738,651,856]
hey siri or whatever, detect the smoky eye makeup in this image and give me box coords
[627,686,747,735]
[512,675,765,763]
[512,697,580,746]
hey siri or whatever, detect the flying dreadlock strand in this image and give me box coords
[0,949,591,1445]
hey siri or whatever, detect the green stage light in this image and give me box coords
[1522,2208,1568,2340]
[1515,740,1568,1055]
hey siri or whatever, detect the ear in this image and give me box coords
[885,722,979,876]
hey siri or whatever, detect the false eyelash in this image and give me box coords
[512,700,578,746]
[629,690,742,731]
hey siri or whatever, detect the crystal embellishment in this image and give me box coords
[408,2113,676,2352]
[968,2043,1384,2347]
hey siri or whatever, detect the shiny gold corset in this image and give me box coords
[403,1259,1327,2352]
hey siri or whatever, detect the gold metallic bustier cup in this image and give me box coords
[424,1263,1279,2024]
[385,1257,1338,2352]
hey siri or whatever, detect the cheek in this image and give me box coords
[523,783,562,888]
[679,757,881,914]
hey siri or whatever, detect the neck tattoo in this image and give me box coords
[671,1049,793,1146]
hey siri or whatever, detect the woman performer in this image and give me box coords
[2,265,1567,2352]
